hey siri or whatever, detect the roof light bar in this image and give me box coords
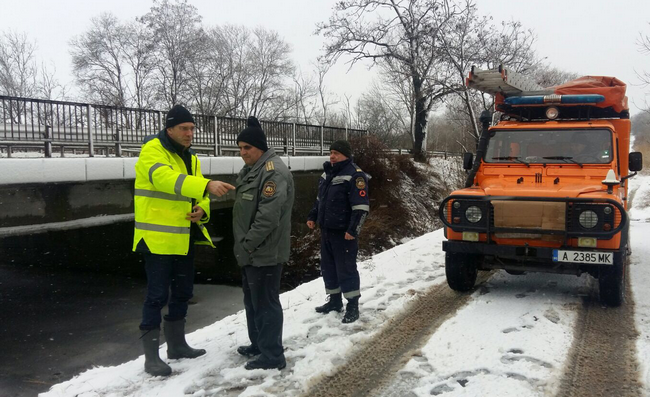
[504,94,605,106]
[560,94,605,104]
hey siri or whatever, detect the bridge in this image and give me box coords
[0,155,328,233]
[0,154,330,283]
[0,95,369,279]
[0,94,459,280]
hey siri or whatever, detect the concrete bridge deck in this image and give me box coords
[0,155,327,185]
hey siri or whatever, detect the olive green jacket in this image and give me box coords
[232,148,295,267]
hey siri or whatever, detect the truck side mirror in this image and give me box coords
[463,152,474,170]
[629,152,643,172]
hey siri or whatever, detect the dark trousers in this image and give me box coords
[140,245,195,330]
[242,264,284,362]
[320,228,360,299]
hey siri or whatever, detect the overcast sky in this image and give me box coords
[2,0,650,115]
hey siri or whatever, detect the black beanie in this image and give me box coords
[330,140,352,158]
[165,105,195,129]
[237,116,268,152]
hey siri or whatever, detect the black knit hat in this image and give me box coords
[330,140,352,158]
[165,105,195,129]
[237,116,268,152]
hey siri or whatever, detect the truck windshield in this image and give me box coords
[484,129,613,165]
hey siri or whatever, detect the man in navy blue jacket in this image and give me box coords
[307,140,369,323]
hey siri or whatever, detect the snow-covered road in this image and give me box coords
[40,174,650,397]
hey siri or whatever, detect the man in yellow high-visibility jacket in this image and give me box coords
[133,104,234,376]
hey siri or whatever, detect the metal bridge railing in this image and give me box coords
[0,95,368,158]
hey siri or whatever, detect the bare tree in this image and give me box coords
[428,110,471,152]
[435,93,482,151]
[38,62,66,100]
[481,20,539,72]
[290,68,318,124]
[186,26,233,115]
[356,83,410,147]
[531,64,579,88]
[244,27,294,118]
[437,0,488,141]
[122,21,157,109]
[70,14,156,108]
[343,93,358,129]
[207,25,294,119]
[139,0,205,107]
[637,23,650,108]
[312,61,339,125]
[70,13,130,106]
[280,62,340,125]
[214,25,252,116]
[0,30,66,126]
[317,0,461,161]
[631,111,650,168]
[438,0,540,142]
[635,23,650,116]
[0,30,38,97]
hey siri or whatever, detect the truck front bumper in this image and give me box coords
[442,240,625,268]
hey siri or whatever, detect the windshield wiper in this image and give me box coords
[491,156,530,167]
[542,156,584,168]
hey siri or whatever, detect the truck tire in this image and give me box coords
[598,248,627,307]
[445,252,479,292]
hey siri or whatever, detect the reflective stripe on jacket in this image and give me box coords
[232,148,295,267]
[132,130,214,255]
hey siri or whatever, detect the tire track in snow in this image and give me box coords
[300,272,493,397]
[556,273,642,397]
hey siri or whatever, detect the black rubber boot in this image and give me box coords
[315,293,343,314]
[245,355,287,370]
[164,319,206,359]
[342,297,360,323]
[237,345,261,358]
[141,329,172,376]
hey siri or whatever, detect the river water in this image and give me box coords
[0,259,244,397]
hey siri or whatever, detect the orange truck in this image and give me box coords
[439,66,643,306]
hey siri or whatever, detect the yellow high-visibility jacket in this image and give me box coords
[132,130,214,255]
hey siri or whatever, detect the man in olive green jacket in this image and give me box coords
[233,116,294,370]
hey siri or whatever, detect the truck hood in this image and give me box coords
[481,183,606,198]
[474,166,615,198]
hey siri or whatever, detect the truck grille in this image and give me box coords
[492,200,565,241]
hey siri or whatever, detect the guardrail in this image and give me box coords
[0,96,368,158]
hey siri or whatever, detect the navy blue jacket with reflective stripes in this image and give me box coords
[308,158,369,236]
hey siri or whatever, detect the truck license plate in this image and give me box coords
[553,250,613,265]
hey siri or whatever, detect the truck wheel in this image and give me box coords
[445,252,479,291]
[598,249,627,307]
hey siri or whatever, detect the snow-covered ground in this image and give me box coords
[629,174,650,397]
[40,174,650,397]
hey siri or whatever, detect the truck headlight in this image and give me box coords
[578,210,598,229]
[465,206,483,223]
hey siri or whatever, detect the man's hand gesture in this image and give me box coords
[207,180,235,197]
